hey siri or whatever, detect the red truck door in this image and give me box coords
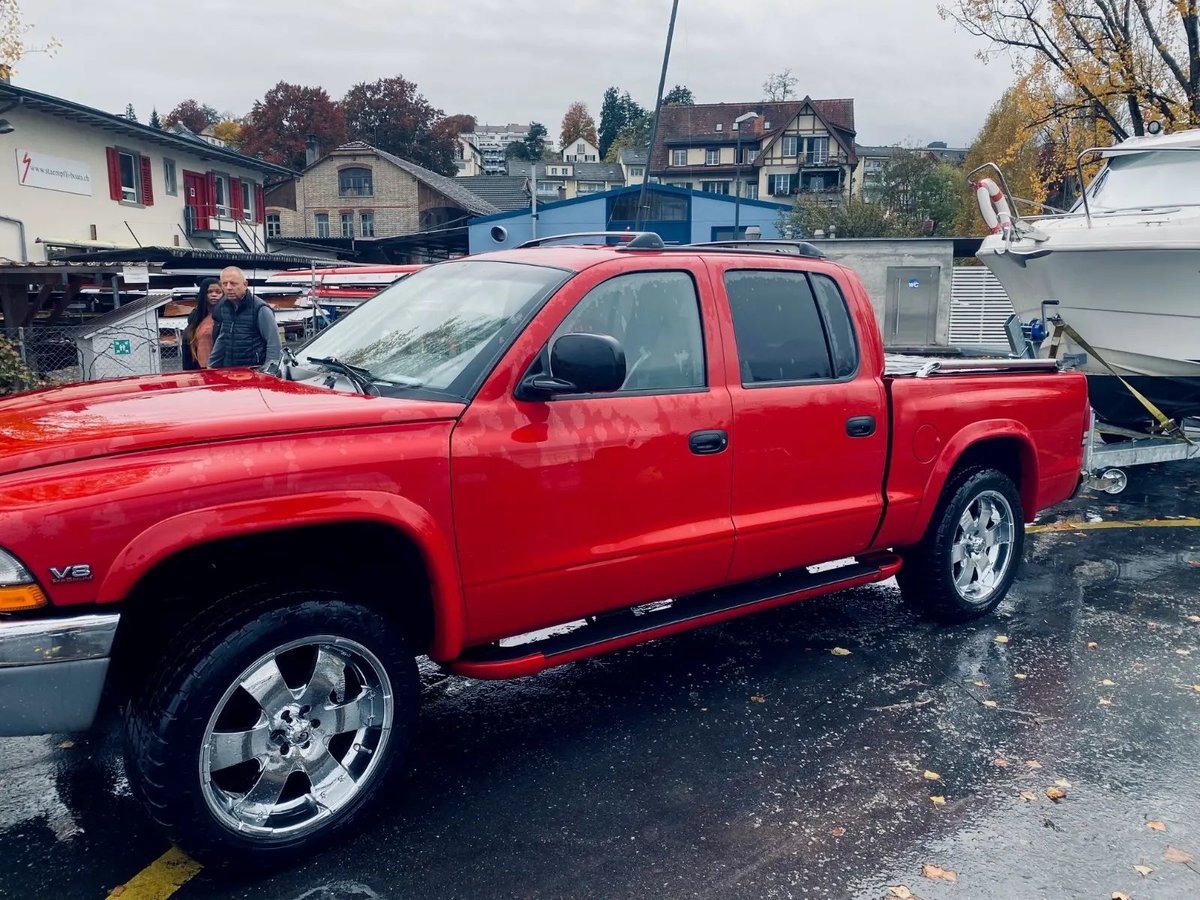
[451,262,736,644]
[707,259,889,582]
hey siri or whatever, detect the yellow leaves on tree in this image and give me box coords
[210,119,244,147]
[0,0,57,80]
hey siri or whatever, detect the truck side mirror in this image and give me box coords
[519,333,626,398]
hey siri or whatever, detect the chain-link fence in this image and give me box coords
[11,322,181,386]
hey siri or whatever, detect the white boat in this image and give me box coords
[975,128,1200,430]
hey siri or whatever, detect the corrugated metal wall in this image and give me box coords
[949,266,1014,347]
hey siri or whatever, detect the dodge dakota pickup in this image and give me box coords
[0,235,1088,863]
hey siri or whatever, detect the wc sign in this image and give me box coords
[16,148,94,196]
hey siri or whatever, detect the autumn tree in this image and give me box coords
[777,196,913,239]
[662,84,695,105]
[0,0,57,81]
[763,69,798,102]
[942,0,1200,138]
[560,101,598,148]
[342,75,455,174]
[435,113,477,139]
[211,119,244,146]
[241,83,346,170]
[164,99,216,134]
[598,87,647,158]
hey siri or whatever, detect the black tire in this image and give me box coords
[897,468,1025,622]
[123,588,419,868]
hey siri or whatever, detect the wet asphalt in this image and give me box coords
[2,461,1198,900]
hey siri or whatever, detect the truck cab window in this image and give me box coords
[553,271,705,392]
[724,270,834,384]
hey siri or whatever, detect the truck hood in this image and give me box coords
[0,370,464,478]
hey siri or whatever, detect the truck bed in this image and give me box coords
[883,354,1061,378]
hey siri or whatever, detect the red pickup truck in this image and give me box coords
[0,237,1088,864]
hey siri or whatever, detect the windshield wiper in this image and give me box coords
[305,356,380,396]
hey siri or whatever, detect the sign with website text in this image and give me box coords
[16,148,93,196]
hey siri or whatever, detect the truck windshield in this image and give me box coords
[296,260,569,399]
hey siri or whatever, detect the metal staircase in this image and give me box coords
[210,233,247,253]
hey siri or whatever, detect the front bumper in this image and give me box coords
[0,613,119,737]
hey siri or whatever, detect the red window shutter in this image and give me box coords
[106,147,122,201]
[139,156,154,206]
[206,171,217,215]
[255,184,265,224]
[231,178,244,219]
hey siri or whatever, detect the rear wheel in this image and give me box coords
[123,589,419,867]
[897,468,1024,621]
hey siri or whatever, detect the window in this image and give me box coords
[811,274,859,378]
[671,148,687,166]
[715,123,723,132]
[705,148,721,166]
[700,181,730,194]
[314,213,330,238]
[118,151,139,202]
[739,182,759,200]
[577,142,586,154]
[341,213,354,238]
[241,181,253,221]
[162,158,177,195]
[608,190,689,221]
[770,174,795,195]
[781,136,799,157]
[361,212,375,237]
[744,149,760,164]
[339,167,373,197]
[577,182,605,194]
[629,166,645,177]
[213,174,230,217]
[266,214,281,238]
[725,270,835,384]
[807,137,830,164]
[553,271,705,393]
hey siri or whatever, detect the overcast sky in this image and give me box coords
[16,0,1013,148]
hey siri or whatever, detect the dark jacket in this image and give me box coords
[208,292,282,368]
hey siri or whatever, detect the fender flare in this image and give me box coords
[97,491,466,661]
[909,420,1039,543]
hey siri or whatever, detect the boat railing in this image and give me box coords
[965,162,1072,231]
[1075,143,1200,228]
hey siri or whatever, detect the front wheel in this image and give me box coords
[897,468,1025,621]
[123,591,419,867]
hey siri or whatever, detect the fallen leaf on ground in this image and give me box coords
[1112,892,1130,900]
[1189,560,1200,568]
[1164,847,1193,864]
[1134,864,1153,877]
[1046,786,1067,801]
[923,770,941,781]
[1014,673,1028,680]
[921,864,957,883]
[1099,698,1114,706]
[1088,642,1099,650]
[983,700,998,708]
[750,695,766,704]
[831,647,852,656]
[973,680,987,687]
[1027,760,1043,769]
[1175,648,1192,656]
[1055,778,1072,788]
[1148,820,1167,832]
[1192,684,1200,693]
[109,889,126,898]
[830,826,846,837]
[930,795,946,806]
[1019,790,1038,801]
[1187,615,1200,623]
[994,758,1009,767]
[1102,679,1116,686]
[887,887,914,899]
[994,635,1010,644]
[57,740,75,749]
[1105,505,1121,512]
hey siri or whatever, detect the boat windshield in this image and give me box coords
[1080,149,1200,212]
[294,259,569,399]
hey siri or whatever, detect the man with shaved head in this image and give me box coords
[207,266,282,368]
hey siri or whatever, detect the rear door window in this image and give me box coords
[724,270,834,384]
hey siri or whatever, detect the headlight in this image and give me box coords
[0,549,46,611]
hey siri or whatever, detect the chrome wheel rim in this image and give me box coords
[200,635,393,840]
[951,490,1015,604]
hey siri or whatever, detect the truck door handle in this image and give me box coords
[688,429,729,455]
[846,416,876,438]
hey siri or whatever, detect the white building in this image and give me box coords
[0,82,294,262]
[463,124,530,176]
[562,137,600,163]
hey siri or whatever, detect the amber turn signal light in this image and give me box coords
[0,585,48,612]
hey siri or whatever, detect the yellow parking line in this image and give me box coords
[106,846,202,900]
[1028,517,1200,534]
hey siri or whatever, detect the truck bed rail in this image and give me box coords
[884,355,1062,378]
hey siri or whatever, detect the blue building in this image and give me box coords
[468,184,791,253]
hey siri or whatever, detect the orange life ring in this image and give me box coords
[973,177,1013,235]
